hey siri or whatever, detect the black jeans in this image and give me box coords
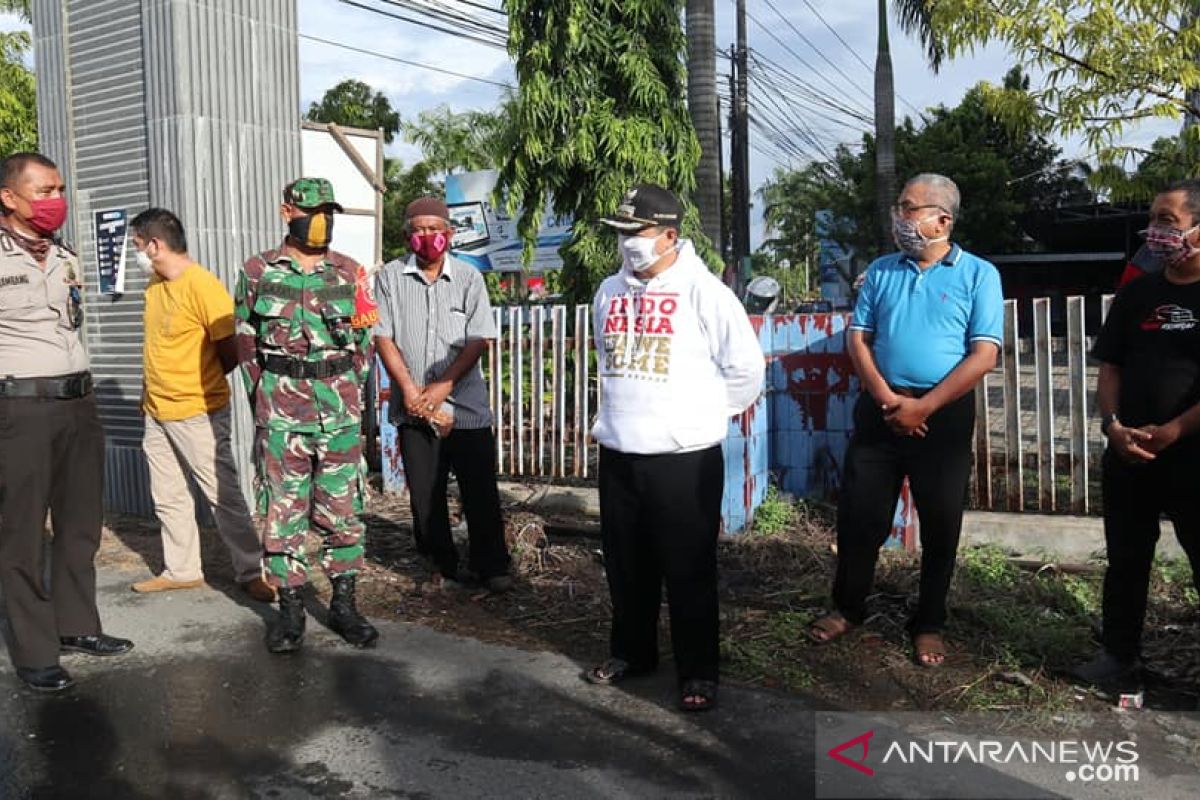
[599,444,724,683]
[833,390,976,634]
[1100,448,1200,661]
[398,424,510,579]
[0,394,105,668]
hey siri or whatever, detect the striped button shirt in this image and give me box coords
[373,255,497,428]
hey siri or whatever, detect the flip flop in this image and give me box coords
[806,612,857,645]
[679,679,718,712]
[913,632,947,668]
[584,658,654,686]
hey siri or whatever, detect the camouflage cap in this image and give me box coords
[283,177,344,212]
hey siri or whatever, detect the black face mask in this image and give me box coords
[288,211,334,249]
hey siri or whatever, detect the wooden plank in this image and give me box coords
[573,304,589,478]
[531,306,546,475]
[1002,299,1023,510]
[509,306,523,475]
[553,306,568,477]
[1033,297,1055,511]
[1067,296,1089,514]
[490,307,504,472]
[973,372,992,509]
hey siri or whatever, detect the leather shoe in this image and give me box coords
[239,576,277,603]
[16,665,74,693]
[60,634,134,657]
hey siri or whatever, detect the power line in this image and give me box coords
[750,59,872,136]
[749,72,835,161]
[794,0,922,116]
[749,51,874,127]
[375,0,508,41]
[338,0,507,49]
[745,10,873,120]
[720,47,873,131]
[757,0,874,109]
[299,33,513,89]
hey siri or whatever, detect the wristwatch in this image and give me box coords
[1100,412,1120,437]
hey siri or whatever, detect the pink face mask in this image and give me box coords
[1145,223,1200,266]
[29,197,68,236]
[410,231,449,263]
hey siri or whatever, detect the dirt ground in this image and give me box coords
[97,478,1200,747]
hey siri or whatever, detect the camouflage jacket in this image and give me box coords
[234,243,373,433]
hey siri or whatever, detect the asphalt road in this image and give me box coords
[1,566,1197,799]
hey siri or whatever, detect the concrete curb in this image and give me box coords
[496,481,1187,561]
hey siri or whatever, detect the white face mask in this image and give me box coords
[135,248,155,276]
[619,231,668,273]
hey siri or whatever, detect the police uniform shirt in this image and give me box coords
[0,230,89,379]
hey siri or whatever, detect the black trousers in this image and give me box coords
[398,424,510,579]
[599,444,724,683]
[0,394,105,668]
[833,391,976,634]
[1100,448,1200,661]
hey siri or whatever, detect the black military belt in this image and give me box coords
[0,371,93,400]
[261,354,354,380]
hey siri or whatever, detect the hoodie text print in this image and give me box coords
[592,240,766,454]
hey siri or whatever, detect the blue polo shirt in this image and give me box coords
[850,244,1003,389]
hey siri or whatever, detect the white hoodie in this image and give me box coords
[591,240,765,454]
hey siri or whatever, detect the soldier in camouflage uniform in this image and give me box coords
[235,178,380,654]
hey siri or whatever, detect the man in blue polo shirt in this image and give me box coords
[807,173,1003,667]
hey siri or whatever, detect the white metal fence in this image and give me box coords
[484,296,1114,515]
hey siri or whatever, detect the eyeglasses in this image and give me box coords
[892,203,949,217]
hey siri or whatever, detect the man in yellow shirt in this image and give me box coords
[131,208,273,602]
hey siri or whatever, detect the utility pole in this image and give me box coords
[731,0,751,292]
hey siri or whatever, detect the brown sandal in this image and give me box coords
[913,632,946,667]
[806,612,856,644]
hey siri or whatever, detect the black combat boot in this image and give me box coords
[266,587,306,654]
[328,575,379,648]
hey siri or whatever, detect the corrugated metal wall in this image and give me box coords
[32,0,301,517]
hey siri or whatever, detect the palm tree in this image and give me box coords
[686,0,722,253]
[875,0,943,250]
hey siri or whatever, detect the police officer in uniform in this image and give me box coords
[235,178,378,654]
[0,152,133,692]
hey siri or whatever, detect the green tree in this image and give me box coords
[306,79,402,143]
[499,0,714,304]
[403,103,512,174]
[758,69,1090,263]
[934,0,1200,196]
[381,158,440,262]
[0,0,35,154]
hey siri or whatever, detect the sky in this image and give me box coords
[4,1,1182,246]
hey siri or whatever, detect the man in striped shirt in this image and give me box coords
[373,197,511,591]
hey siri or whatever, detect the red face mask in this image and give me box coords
[28,197,68,236]
[410,231,449,262]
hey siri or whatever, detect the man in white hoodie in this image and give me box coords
[586,184,765,712]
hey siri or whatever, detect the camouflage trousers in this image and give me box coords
[255,425,366,588]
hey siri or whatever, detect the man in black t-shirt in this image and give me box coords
[1075,179,1200,686]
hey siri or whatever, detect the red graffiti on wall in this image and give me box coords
[777,351,853,431]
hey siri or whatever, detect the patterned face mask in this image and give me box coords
[891,213,947,258]
[1144,224,1200,266]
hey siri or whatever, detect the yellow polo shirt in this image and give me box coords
[143,264,235,421]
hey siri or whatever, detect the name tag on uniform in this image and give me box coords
[0,274,30,288]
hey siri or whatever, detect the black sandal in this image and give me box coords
[679,679,718,712]
[584,658,654,686]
